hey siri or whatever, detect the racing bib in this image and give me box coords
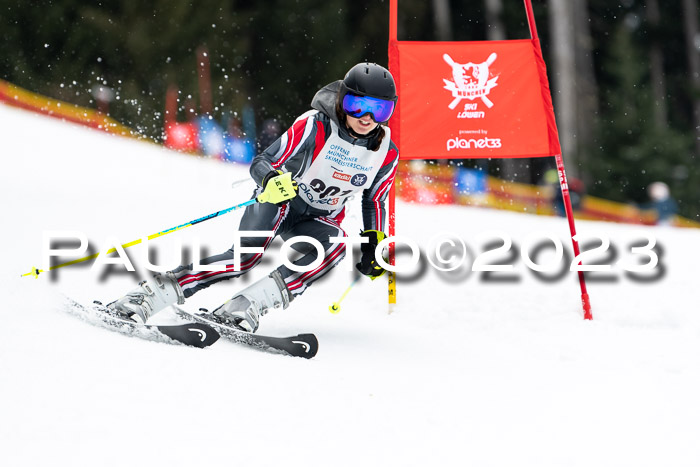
[297,121,391,210]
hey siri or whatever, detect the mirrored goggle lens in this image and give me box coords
[342,94,395,123]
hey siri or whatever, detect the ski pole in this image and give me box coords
[329,254,390,313]
[22,198,258,279]
[329,276,361,313]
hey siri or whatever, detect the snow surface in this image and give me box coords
[1,103,699,467]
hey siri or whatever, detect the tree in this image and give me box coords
[681,0,700,155]
[432,0,453,41]
[646,0,669,130]
[548,0,578,179]
[572,0,598,188]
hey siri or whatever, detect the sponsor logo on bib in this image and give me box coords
[332,171,352,182]
[351,174,368,187]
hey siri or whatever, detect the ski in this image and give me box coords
[173,306,318,359]
[62,297,220,348]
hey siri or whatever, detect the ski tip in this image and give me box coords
[291,333,318,359]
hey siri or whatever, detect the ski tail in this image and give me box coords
[61,296,219,348]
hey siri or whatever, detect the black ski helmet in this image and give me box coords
[340,63,397,102]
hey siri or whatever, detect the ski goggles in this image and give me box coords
[342,93,396,123]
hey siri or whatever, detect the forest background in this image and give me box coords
[1,0,698,219]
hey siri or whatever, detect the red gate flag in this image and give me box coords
[386,0,592,320]
[390,40,561,160]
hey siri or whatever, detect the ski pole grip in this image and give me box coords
[256,172,297,204]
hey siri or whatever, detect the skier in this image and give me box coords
[108,63,400,333]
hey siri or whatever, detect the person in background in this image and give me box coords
[543,168,584,217]
[648,181,678,226]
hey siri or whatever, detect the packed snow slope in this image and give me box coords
[1,103,699,467]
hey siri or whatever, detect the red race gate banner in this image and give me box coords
[386,0,592,320]
[391,39,561,160]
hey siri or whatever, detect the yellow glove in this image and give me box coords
[256,171,298,205]
[356,230,387,279]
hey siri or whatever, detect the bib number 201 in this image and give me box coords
[310,179,352,200]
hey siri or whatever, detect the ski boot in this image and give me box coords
[107,272,185,323]
[210,270,292,333]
